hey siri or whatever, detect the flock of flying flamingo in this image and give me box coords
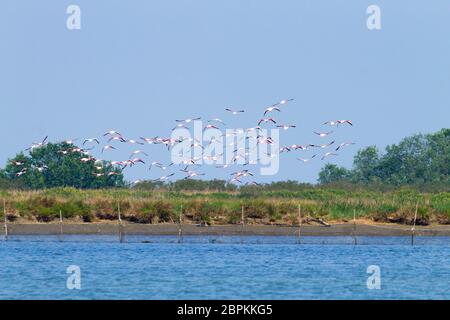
[11,99,354,186]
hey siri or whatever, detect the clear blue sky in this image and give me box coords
[1,1,449,183]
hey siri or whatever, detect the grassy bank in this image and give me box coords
[0,187,449,226]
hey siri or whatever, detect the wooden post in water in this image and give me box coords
[411,202,418,246]
[118,202,124,243]
[3,199,7,241]
[178,205,183,243]
[59,210,63,242]
[241,206,245,244]
[297,204,302,244]
[353,209,357,245]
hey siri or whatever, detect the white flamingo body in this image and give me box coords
[225,108,245,115]
[321,152,338,160]
[314,131,333,137]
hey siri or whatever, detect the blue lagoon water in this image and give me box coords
[1,235,449,299]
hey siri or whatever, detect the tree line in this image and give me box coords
[318,128,449,187]
[0,128,448,190]
[0,142,124,189]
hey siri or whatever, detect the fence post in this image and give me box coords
[118,202,124,243]
[353,209,357,245]
[297,204,302,244]
[411,202,418,246]
[178,205,183,243]
[3,199,7,241]
[241,206,245,244]
[59,210,63,242]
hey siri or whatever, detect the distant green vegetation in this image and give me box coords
[0,142,124,189]
[1,187,449,226]
[318,128,449,187]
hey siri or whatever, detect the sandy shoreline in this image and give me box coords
[3,222,450,236]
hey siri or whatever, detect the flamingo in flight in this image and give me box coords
[25,136,48,151]
[126,139,144,145]
[335,142,356,151]
[258,118,276,126]
[153,173,175,182]
[101,145,116,153]
[183,171,205,179]
[160,162,174,171]
[180,157,201,166]
[309,141,335,149]
[124,159,145,168]
[149,161,173,171]
[297,155,317,163]
[191,142,204,149]
[324,120,353,126]
[207,118,226,125]
[108,136,126,143]
[225,108,245,115]
[321,152,338,160]
[63,139,78,144]
[83,138,100,145]
[129,150,149,158]
[231,169,253,178]
[203,124,220,131]
[111,161,126,167]
[324,120,339,126]
[70,147,91,154]
[216,164,232,169]
[257,137,274,145]
[239,171,254,178]
[337,120,353,126]
[140,137,158,144]
[172,124,189,131]
[149,161,163,170]
[179,137,201,144]
[264,106,281,116]
[274,98,294,106]
[314,131,333,137]
[229,177,242,184]
[175,117,201,124]
[103,130,122,137]
[279,146,292,153]
[277,124,296,130]
[290,144,309,151]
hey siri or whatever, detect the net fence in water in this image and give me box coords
[2,223,450,245]
[3,235,450,246]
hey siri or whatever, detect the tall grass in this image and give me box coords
[0,187,448,225]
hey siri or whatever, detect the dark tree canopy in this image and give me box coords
[318,128,450,186]
[1,142,125,189]
[133,179,237,192]
[318,164,352,185]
